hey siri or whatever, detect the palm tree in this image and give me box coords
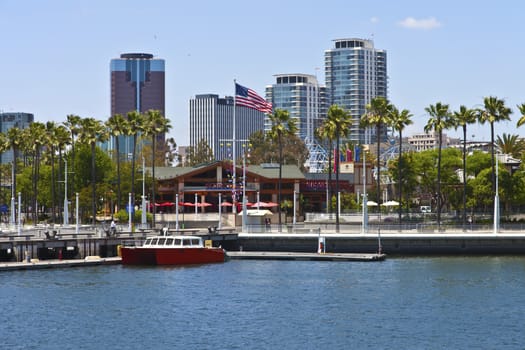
[424,102,453,229]
[45,122,59,223]
[143,109,172,228]
[78,117,108,226]
[106,113,129,212]
[127,110,145,211]
[477,96,512,194]
[389,106,413,224]
[6,127,23,202]
[361,96,392,220]
[28,122,46,223]
[64,114,82,196]
[453,106,477,230]
[495,133,525,159]
[268,109,298,231]
[516,103,525,128]
[452,106,476,229]
[315,123,335,215]
[326,105,352,232]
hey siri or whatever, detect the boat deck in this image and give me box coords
[226,251,386,262]
[0,257,122,272]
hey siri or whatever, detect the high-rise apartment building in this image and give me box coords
[325,38,388,144]
[189,94,265,161]
[0,112,33,164]
[110,53,165,157]
[265,74,328,172]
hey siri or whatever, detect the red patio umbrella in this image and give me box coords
[220,201,233,207]
[183,202,195,207]
[196,202,212,207]
[265,201,279,208]
[155,201,174,207]
[252,201,269,208]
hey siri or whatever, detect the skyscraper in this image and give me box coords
[189,94,265,161]
[265,74,328,172]
[0,112,33,164]
[325,38,388,144]
[110,53,165,157]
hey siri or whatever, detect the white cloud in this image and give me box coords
[370,17,379,24]
[398,17,442,30]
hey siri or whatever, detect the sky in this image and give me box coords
[1,0,525,146]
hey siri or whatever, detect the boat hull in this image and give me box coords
[121,247,225,266]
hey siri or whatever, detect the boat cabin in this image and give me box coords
[143,236,204,248]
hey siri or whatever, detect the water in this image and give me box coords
[1,257,525,349]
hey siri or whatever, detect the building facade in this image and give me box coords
[189,94,266,161]
[0,112,33,164]
[110,53,165,157]
[324,38,388,144]
[265,74,328,173]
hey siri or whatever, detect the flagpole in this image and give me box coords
[232,79,237,215]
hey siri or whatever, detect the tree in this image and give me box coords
[127,110,145,210]
[267,109,298,231]
[6,127,23,201]
[424,102,453,228]
[362,96,391,228]
[143,109,172,227]
[453,105,477,229]
[477,96,512,194]
[496,133,525,158]
[78,117,108,225]
[389,106,413,224]
[315,120,335,214]
[249,131,309,170]
[106,113,129,211]
[186,139,214,166]
[325,105,352,232]
[516,103,525,129]
[64,114,82,196]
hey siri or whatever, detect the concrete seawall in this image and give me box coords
[237,232,525,254]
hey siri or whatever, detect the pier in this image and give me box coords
[227,251,385,261]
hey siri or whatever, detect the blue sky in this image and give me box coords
[1,0,524,146]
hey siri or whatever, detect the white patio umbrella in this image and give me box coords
[366,201,378,206]
[381,200,400,207]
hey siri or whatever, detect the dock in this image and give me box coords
[0,257,122,272]
[227,251,386,262]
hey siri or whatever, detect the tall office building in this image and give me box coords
[265,74,328,172]
[0,112,33,164]
[325,38,388,144]
[189,94,265,161]
[110,53,165,157]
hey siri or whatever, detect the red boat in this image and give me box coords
[121,235,226,265]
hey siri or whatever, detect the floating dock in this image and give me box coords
[227,251,386,262]
[0,257,122,272]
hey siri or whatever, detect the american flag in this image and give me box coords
[235,83,273,114]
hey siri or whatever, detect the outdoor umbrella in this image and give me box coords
[264,201,279,208]
[220,201,233,207]
[381,200,400,206]
[366,201,378,206]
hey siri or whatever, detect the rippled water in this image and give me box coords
[1,257,524,349]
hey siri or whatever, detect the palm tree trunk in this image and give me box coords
[152,136,156,228]
[335,135,340,233]
[50,148,56,224]
[398,130,402,225]
[91,143,96,226]
[327,141,333,214]
[462,125,467,230]
[377,124,381,214]
[278,133,282,232]
[116,137,121,212]
[437,131,442,229]
[490,122,496,194]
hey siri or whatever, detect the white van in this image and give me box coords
[420,206,431,213]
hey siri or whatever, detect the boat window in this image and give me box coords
[183,239,191,246]
[166,238,174,245]
[174,239,182,246]
[191,238,200,246]
[151,238,159,245]
[145,238,152,245]
[158,238,167,245]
